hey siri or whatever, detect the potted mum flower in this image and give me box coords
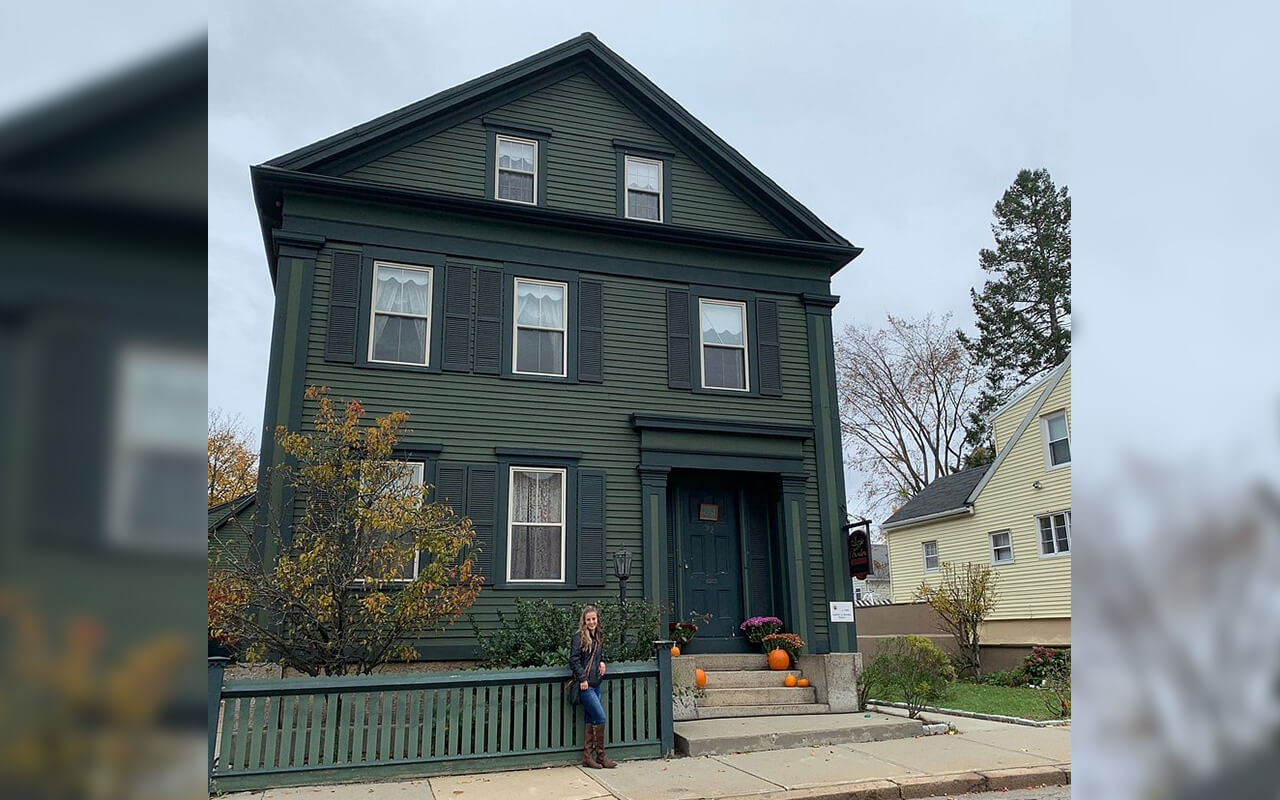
[739,616,784,650]
[761,632,805,669]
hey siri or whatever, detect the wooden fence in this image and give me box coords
[208,643,674,793]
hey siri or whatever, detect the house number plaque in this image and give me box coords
[698,503,720,521]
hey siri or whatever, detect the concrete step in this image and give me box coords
[694,703,831,719]
[675,711,925,756]
[700,669,802,688]
[689,653,771,671]
[697,687,818,706]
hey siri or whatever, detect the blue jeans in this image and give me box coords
[580,684,607,725]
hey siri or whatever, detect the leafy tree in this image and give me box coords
[915,561,1000,678]
[208,408,259,507]
[862,635,956,719]
[958,168,1071,462]
[208,387,483,676]
[835,313,982,521]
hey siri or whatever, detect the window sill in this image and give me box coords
[1038,551,1071,560]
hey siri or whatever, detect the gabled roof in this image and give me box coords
[881,465,989,529]
[251,33,860,273]
[208,493,256,534]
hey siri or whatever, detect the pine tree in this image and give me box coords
[959,168,1071,464]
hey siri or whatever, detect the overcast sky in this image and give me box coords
[209,1,1070,475]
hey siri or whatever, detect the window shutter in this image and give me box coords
[474,267,504,375]
[666,289,691,389]
[442,264,473,372]
[433,462,467,515]
[578,280,604,383]
[325,251,362,363]
[576,469,607,587]
[756,299,783,397]
[465,464,498,581]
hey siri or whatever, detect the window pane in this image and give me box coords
[1050,439,1071,465]
[627,190,660,220]
[510,525,562,580]
[626,159,659,191]
[512,470,562,524]
[1055,515,1070,551]
[374,266,430,315]
[703,345,746,389]
[1047,413,1068,440]
[371,316,427,363]
[515,329,564,374]
[1040,518,1054,553]
[701,303,744,345]
[498,170,534,202]
[515,282,565,328]
[498,139,535,172]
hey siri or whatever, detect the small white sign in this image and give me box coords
[829,601,855,622]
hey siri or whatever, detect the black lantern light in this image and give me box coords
[613,550,632,648]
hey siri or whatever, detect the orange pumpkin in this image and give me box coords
[784,674,798,687]
[797,678,810,687]
[695,668,707,688]
[670,645,681,658]
[767,648,790,671]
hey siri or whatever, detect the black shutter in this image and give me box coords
[756,299,783,396]
[466,465,498,581]
[325,251,362,363]
[666,289,691,389]
[433,462,467,515]
[474,267,504,375]
[576,469,607,587]
[442,264,473,372]
[578,280,604,383]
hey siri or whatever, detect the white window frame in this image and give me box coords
[698,298,750,392]
[511,277,569,377]
[1041,409,1071,469]
[990,530,1015,565]
[367,261,434,366]
[1037,510,1072,558]
[922,540,940,573]
[624,155,663,221]
[494,134,538,205]
[853,584,864,601]
[506,466,567,583]
[358,460,426,584]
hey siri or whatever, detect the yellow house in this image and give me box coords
[882,356,1071,655]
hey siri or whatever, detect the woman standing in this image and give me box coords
[570,605,617,769]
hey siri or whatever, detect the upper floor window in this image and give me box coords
[1042,410,1070,467]
[699,299,749,391]
[1039,511,1071,557]
[625,155,663,221]
[513,278,567,377]
[495,135,537,204]
[507,467,566,582]
[922,540,940,573]
[369,261,433,366]
[990,530,1014,564]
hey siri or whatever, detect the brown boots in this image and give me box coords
[581,723,618,769]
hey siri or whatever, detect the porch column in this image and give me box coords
[638,465,671,622]
[779,472,814,647]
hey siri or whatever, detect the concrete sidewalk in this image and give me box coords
[219,713,1069,800]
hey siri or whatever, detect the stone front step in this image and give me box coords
[694,703,831,719]
[700,669,802,688]
[689,653,771,671]
[675,711,924,756]
[698,687,818,706]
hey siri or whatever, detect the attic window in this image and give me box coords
[625,156,663,221]
[495,135,537,204]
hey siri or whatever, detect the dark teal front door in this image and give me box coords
[678,485,743,639]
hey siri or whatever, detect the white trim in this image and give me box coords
[624,154,663,222]
[881,505,974,532]
[512,277,568,377]
[494,134,538,205]
[987,353,1071,424]
[367,261,434,366]
[1040,409,1071,470]
[1037,510,1072,558]
[698,298,750,392]
[989,530,1015,565]
[922,540,940,573]
[505,466,568,583]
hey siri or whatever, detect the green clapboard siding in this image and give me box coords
[343,72,786,240]
[297,248,822,651]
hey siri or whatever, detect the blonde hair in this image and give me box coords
[577,605,604,652]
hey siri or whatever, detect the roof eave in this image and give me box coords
[882,505,974,532]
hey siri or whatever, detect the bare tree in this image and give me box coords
[835,313,982,520]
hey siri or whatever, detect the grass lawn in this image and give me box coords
[872,681,1067,721]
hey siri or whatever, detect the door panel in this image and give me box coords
[679,485,742,639]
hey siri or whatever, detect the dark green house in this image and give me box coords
[250,33,862,659]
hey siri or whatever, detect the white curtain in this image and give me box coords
[511,470,562,580]
[516,282,564,328]
[374,267,430,315]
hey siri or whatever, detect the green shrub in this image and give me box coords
[472,597,662,668]
[979,667,1027,687]
[864,635,956,718]
[1020,647,1070,686]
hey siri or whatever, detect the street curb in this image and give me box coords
[711,764,1070,800]
[868,701,1071,728]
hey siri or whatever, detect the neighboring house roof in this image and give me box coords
[209,493,255,534]
[881,465,989,529]
[250,32,861,277]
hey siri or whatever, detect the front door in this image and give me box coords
[678,485,742,639]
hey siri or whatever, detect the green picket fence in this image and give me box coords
[208,645,674,793]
